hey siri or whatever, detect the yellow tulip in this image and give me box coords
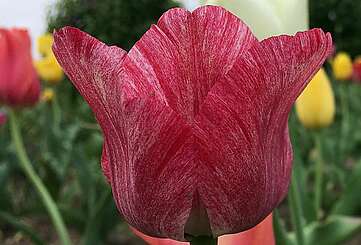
[37,33,54,57]
[41,88,55,103]
[35,33,64,84]
[332,52,353,81]
[295,68,335,129]
[34,53,64,84]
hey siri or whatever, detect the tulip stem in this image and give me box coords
[189,236,217,245]
[9,110,72,245]
[314,132,324,219]
[339,85,349,164]
[289,171,305,245]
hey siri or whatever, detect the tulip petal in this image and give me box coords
[21,74,41,105]
[52,27,127,129]
[53,28,198,239]
[193,29,332,236]
[123,6,256,121]
[101,142,111,184]
[219,214,275,245]
[106,97,197,240]
[131,226,189,245]
[53,27,130,188]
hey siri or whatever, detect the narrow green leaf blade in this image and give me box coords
[304,216,361,245]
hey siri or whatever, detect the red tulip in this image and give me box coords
[0,28,40,107]
[132,214,274,245]
[352,57,361,83]
[53,6,332,241]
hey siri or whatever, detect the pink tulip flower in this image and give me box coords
[53,6,332,242]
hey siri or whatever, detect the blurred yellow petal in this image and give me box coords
[34,54,64,84]
[332,52,353,81]
[41,88,55,102]
[296,68,335,129]
[37,33,54,57]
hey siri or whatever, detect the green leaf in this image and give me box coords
[273,209,295,245]
[331,159,361,215]
[0,211,45,245]
[292,152,317,222]
[80,189,118,245]
[0,164,11,210]
[304,216,361,245]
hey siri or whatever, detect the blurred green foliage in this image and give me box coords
[47,0,179,50]
[279,75,361,244]
[310,0,361,56]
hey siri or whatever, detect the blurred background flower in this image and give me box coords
[34,33,64,84]
[177,0,198,10]
[296,68,335,129]
[41,88,55,103]
[204,0,308,39]
[0,28,40,107]
[37,33,54,56]
[332,52,353,81]
[353,57,361,83]
[34,54,64,84]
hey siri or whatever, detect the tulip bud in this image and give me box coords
[41,88,55,103]
[352,56,361,83]
[332,52,353,80]
[0,28,40,107]
[296,68,335,129]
